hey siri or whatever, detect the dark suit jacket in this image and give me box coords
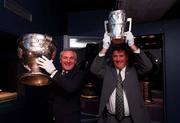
[91,50,152,123]
[51,67,85,123]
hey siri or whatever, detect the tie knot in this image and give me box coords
[118,69,122,81]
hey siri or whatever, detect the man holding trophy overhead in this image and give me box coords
[91,10,152,123]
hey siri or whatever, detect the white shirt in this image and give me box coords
[106,67,130,116]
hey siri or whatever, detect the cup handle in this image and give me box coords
[127,18,132,32]
[104,20,109,33]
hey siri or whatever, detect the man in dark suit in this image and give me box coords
[91,32,152,123]
[37,49,85,123]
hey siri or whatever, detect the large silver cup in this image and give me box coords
[104,10,132,44]
[17,33,56,86]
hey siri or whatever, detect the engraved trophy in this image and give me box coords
[104,10,132,44]
[17,33,56,86]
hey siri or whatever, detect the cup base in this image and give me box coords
[18,73,51,86]
[111,38,124,44]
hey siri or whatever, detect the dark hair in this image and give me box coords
[111,43,129,55]
[106,43,133,66]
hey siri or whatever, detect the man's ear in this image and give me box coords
[75,60,77,64]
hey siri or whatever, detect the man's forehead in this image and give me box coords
[63,50,73,53]
[113,50,126,54]
[62,51,74,54]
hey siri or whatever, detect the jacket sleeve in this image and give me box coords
[90,55,107,79]
[52,69,85,93]
[133,50,153,75]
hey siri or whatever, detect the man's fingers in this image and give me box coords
[37,57,46,63]
[42,55,49,61]
[36,60,46,69]
[38,64,45,69]
[36,60,44,66]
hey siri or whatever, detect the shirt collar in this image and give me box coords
[116,66,126,73]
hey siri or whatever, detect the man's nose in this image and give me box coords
[116,57,121,61]
[66,58,71,62]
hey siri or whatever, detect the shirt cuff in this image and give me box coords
[50,70,58,78]
[98,52,105,57]
[133,48,140,54]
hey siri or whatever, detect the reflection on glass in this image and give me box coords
[70,38,99,48]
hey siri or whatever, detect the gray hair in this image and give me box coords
[59,49,77,61]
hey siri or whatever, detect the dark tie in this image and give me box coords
[116,69,124,121]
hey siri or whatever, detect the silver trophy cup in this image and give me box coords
[104,10,132,44]
[17,33,56,86]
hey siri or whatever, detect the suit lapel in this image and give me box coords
[122,66,129,88]
[122,65,133,101]
[104,67,117,102]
